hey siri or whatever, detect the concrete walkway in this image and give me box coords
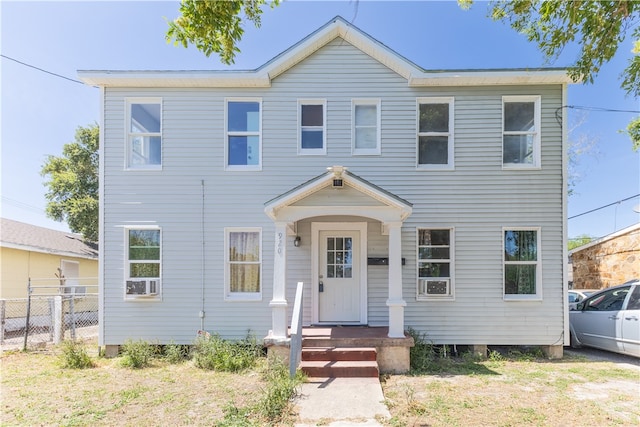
[294,377,390,426]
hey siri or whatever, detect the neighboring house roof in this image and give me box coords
[78,16,573,88]
[0,218,98,260]
[569,223,640,256]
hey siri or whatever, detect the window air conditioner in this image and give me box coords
[126,279,159,296]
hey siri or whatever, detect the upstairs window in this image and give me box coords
[502,96,541,168]
[299,100,326,155]
[226,99,261,170]
[125,227,161,299]
[503,228,541,299]
[417,228,454,300]
[225,228,262,300]
[126,99,162,169]
[417,97,454,169]
[352,99,381,155]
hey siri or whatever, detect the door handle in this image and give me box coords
[624,316,639,321]
[608,316,619,320]
[319,281,324,292]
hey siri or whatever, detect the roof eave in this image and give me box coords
[78,71,272,88]
[409,70,574,87]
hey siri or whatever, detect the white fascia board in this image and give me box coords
[78,70,271,88]
[264,175,334,220]
[264,17,417,81]
[0,242,98,260]
[264,170,412,222]
[409,69,574,86]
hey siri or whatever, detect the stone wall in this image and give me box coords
[571,228,640,289]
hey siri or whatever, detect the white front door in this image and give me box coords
[318,230,361,322]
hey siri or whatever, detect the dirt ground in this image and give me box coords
[1,345,639,426]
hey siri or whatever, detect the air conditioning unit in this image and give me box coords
[420,279,450,296]
[126,279,159,296]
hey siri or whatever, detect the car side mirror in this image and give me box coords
[576,302,585,311]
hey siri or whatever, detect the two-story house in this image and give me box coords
[79,17,572,365]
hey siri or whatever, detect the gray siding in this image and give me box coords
[102,39,564,345]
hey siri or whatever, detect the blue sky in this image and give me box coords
[1,0,639,241]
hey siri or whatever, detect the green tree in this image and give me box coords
[568,234,594,251]
[41,124,99,242]
[467,0,639,150]
[166,0,280,65]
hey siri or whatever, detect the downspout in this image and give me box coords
[200,179,205,331]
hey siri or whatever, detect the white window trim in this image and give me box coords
[416,227,455,301]
[352,99,381,155]
[124,225,162,301]
[416,97,455,170]
[503,227,542,301]
[125,98,162,171]
[224,227,263,301]
[225,98,262,171]
[298,99,327,155]
[502,95,541,170]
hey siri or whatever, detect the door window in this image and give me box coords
[326,237,352,278]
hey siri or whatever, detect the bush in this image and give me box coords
[192,333,261,372]
[163,342,191,364]
[57,340,94,369]
[407,327,437,373]
[120,339,155,369]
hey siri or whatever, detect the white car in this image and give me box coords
[569,279,640,357]
[568,289,599,304]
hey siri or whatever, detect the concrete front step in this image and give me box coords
[299,360,380,378]
[300,346,379,378]
[302,346,377,362]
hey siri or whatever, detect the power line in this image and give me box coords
[1,196,47,215]
[1,54,89,86]
[565,105,640,114]
[569,194,640,220]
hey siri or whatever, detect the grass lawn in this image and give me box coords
[382,349,640,427]
[1,342,639,426]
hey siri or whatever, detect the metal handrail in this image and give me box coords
[289,281,304,378]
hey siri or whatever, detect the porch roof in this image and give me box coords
[264,166,412,224]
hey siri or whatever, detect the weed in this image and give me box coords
[120,339,154,369]
[57,340,94,369]
[407,327,437,373]
[163,341,191,364]
[507,346,544,361]
[257,359,303,422]
[192,333,261,372]
[217,403,260,427]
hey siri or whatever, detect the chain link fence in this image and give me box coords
[1,278,98,351]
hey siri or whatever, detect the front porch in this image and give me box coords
[267,326,415,375]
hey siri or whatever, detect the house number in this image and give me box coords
[277,232,283,255]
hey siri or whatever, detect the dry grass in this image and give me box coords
[382,353,640,427]
[2,343,639,427]
[0,344,286,426]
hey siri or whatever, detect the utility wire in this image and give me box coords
[568,194,640,220]
[1,54,89,86]
[565,105,640,114]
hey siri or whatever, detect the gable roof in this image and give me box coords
[264,166,412,224]
[0,218,98,260]
[78,16,572,88]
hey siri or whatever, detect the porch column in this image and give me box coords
[386,222,406,338]
[270,222,289,341]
